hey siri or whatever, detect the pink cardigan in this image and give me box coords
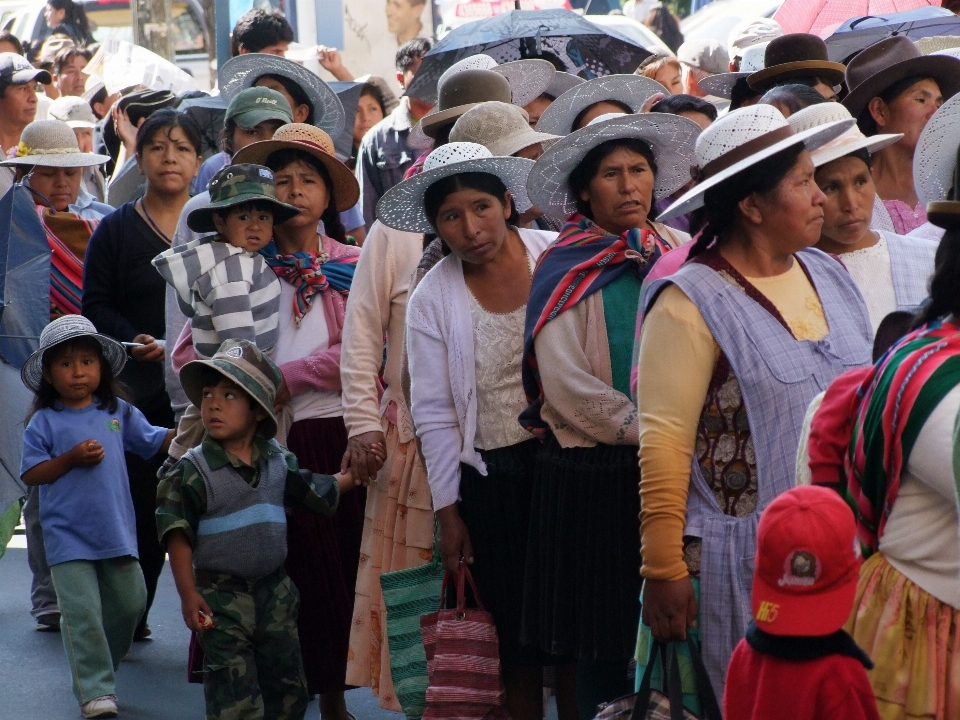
[171,235,359,397]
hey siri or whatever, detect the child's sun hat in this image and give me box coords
[22,315,127,392]
[179,339,282,438]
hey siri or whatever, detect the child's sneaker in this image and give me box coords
[80,695,117,718]
[35,613,60,632]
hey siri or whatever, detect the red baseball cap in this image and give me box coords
[752,485,862,636]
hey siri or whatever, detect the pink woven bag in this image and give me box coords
[420,561,509,720]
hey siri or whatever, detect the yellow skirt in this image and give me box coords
[345,419,434,711]
[846,552,960,720]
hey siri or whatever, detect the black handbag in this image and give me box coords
[592,637,722,720]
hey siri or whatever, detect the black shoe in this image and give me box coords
[133,624,152,642]
[35,613,61,632]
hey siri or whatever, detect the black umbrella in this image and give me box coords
[0,184,49,370]
[406,9,654,105]
[178,94,228,160]
[329,81,364,163]
[825,6,960,63]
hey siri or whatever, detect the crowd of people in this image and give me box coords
[5,2,960,720]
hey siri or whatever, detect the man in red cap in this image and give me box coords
[723,485,879,720]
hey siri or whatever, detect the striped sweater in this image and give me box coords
[152,236,281,359]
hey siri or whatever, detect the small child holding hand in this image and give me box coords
[156,339,382,720]
[152,163,301,454]
[20,315,174,719]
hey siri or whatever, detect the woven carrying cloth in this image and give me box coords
[39,207,99,318]
[520,213,669,436]
[839,319,960,555]
[262,240,357,327]
[420,563,508,720]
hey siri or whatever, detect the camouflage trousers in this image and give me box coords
[196,566,308,720]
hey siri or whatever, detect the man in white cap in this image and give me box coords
[0,52,51,193]
[48,94,105,202]
[726,17,782,71]
[676,39,729,98]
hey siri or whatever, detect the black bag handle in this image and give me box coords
[629,637,722,720]
[630,641,668,720]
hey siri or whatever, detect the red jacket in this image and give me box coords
[724,637,880,720]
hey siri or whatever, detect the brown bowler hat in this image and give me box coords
[842,36,960,128]
[747,34,846,92]
[419,69,512,139]
[926,200,960,230]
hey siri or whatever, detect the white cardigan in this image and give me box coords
[406,228,556,510]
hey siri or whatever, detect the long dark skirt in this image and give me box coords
[456,438,540,667]
[284,417,367,695]
[521,436,641,662]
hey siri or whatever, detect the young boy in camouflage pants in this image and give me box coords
[156,339,382,720]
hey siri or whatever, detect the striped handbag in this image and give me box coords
[420,561,509,720]
[380,545,445,719]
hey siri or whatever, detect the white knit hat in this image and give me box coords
[914,92,960,206]
[787,103,902,169]
[450,102,560,158]
[658,104,853,221]
[376,142,534,234]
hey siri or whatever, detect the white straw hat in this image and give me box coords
[219,53,346,136]
[698,42,767,98]
[914,92,960,206]
[534,74,668,135]
[0,120,111,168]
[545,71,585,99]
[526,112,701,220]
[450,102,560,158]
[787,103,902,169]
[658,104,853,221]
[21,315,126,393]
[376,142,534,234]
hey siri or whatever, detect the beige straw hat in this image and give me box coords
[450,102,560,158]
[0,120,110,168]
[232,123,360,211]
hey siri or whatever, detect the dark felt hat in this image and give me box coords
[842,36,960,126]
[747,33,846,92]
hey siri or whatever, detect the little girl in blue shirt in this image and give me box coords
[20,315,174,719]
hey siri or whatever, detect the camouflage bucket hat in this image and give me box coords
[186,163,301,234]
[179,339,282,439]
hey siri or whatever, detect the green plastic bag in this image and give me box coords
[380,545,444,720]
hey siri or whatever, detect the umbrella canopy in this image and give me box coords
[824,6,959,62]
[0,184,50,370]
[406,9,654,105]
[775,0,941,38]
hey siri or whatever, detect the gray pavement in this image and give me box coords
[0,547,400,720]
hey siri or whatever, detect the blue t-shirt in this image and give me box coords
[21,399,167,566]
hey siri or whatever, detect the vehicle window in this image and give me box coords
[81,1,204,56]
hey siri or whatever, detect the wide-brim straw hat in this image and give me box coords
[787,103,902,169]
[698,42,767,99]
[658,104,853,222]
[450,101,560,158]
[747,34,846,93]
[179,339,282,439]
[21,314,126,393]
[1,119,111,168]
[545,71,585,99]
[425,54,557,108]
[419,68,513,139]
[914,91,960,206]
[232,123,360,212]
[376,142,534,234]
[842,36,960,127]
[219,53,346,136]
[534,74,668,136]
[526,112,701,220]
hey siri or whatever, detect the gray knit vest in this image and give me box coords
[188,443,288,579]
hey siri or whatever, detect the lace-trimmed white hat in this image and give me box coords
[914,92,960,206]
[526,112,701,220]
[0,120,111,168]
[534,74,668,136]
[658,104,853,222]
[787,103,901,169]
[450,102,560,158]
[376,142,534,234]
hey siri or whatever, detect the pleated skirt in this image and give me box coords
[284,417,368,695]
[456,438,541,667]
[522,436,641,662]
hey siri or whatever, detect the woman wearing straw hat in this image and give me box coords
[82,109,203,640]
[534,74,668,136]
[379,142,559,720]
[634,104,872,700]
[518,111,698,717]
[911,90,960,244]
[220,123,364,720]
[842,36,960,235]
[785,103,936,335]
